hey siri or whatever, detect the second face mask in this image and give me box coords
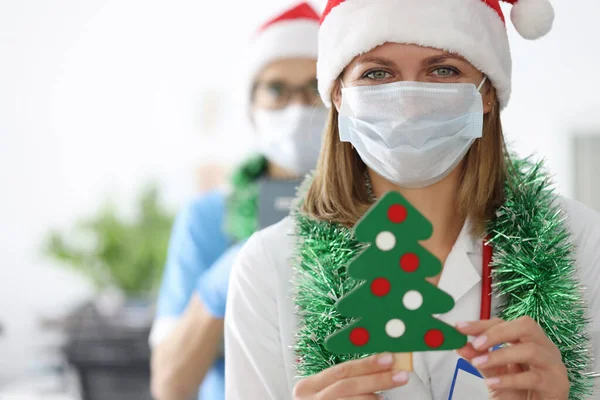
[254,105,327,176]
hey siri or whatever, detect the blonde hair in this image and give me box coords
[303,82,507,236]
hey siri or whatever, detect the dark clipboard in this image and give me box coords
[258,178,302,229]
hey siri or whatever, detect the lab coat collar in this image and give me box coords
[437,220,482,305]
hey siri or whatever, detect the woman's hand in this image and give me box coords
[293,353,410,400]
[456,317,569,400]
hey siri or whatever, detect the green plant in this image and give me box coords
[44,184,174,297]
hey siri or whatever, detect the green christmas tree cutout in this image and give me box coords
[325,191,467,357]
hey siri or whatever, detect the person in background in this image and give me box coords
[224,0,600,399]
[149,3,324,400]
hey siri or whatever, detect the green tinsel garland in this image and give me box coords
[294,211,367,375]
[488,156,592,399]
[224,155,268,242]
[293,156,592,399]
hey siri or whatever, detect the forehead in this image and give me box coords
[349,43,468,66]
[256,57,317,84]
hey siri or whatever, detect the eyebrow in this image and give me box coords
[354,56,398,68]
[354,53,468,70]
[423,53,468,66]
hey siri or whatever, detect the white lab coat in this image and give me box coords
[224,197,600,399]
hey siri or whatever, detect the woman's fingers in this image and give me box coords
[456,318,570,399]
[294,353,396,394]
[456,342,485,361]
[318,369,409,399]
[457,317,554,351]
[471,342,555,371]
[293,353,410,400]
[456,318,503,336]
[457,343,518,381]
[485,369,549,392]
[456,319,503,358]
[341,395,383,400]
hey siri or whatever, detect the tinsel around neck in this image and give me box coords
[292,156,592,399]
[488,156,592,399]
[223,154,267,242]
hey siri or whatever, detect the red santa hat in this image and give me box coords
[317,0,555,109]
[247,2,320,84]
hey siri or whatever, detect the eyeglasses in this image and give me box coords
[252,79,322,110]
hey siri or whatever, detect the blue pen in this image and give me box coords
[492,343,507,351]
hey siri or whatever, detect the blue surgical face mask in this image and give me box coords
[338,78,487,188]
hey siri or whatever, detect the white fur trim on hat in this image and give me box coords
[247,19,319,84]
[317,0,512,108]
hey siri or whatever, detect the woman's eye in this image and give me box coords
[431,67,459,77]
[365,70,391,80]
[266,83,286,98]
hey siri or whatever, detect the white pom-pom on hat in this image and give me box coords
[504,0,555,40]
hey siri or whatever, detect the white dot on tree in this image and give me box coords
[376,231,396,251]
[385,319,406,338]
[403,290,423,310]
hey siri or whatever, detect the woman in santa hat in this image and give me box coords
[148,3,325,400]
[225,0,600,399]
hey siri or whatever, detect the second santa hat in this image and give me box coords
[317,0,555,109]
[247,2,320,84]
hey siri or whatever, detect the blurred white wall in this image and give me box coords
[0,0,309,386]
[0,0,599,386]
[502,0,600,196]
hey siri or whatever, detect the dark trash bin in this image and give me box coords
[62,303,153,400]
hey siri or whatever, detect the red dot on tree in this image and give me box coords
[349,327,370,347]
[400,253,420,272]
[370,278,391,297]
[424,329,445,349]
[388,204,407,223]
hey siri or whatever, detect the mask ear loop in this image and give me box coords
[335,79,347,113]
[477,76,488,92]
[477,76,493,107]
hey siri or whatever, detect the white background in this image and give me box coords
[0,0,599,387]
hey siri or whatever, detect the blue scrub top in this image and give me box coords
[154,190,233,400]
